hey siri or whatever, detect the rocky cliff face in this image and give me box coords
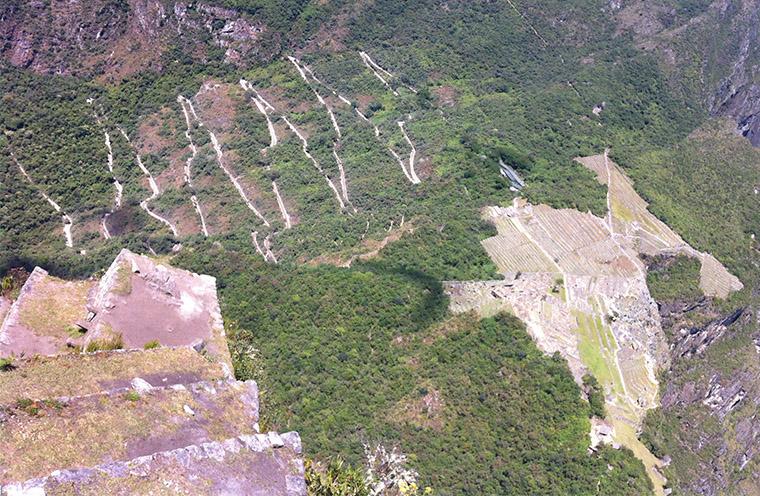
[614,0,760,146]
[0,0,269,81]
[644,256,760,494]
[705,2,760,146]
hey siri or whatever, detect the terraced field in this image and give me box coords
[447,155,743,494]
[577,153,743,298]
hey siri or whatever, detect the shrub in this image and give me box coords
[305,457,368,496]
[124,391,140,402]
[66,325,86,339]
[143,339,161,350]
[15,398,40,416]
[43,398,64,410]
[85,333,125,353]
[0,356,14,371]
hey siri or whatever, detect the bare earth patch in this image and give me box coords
[309,220,415,267]
[432,85,458,107]
[392,385,445,431]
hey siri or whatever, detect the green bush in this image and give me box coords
[583,373,607,418]
[84,333,124,353]
[305,458,368,496]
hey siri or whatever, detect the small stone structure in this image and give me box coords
[0,249,305,495]
[0,249,229,364]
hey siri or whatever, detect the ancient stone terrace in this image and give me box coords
[0,249,305,495]
[0,249,230,365]
[445,154,744,495]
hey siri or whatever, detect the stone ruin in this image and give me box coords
[0,249,305,495]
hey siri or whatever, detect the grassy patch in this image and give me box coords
[0,357,14,371]
[574,310,623,393]
[123,391,140,402]
[66,325,86,339]
[113,262,133,296]
[85,333,124,353]
[0,347,224,405]
[15,398,40,416]
[42,398,64,410]
[18,277,91,337]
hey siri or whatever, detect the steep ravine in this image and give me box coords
[641,256,760,495]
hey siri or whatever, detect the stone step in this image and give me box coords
[0,379,259,484]
[0,346,231,406]
[0,432,305,496]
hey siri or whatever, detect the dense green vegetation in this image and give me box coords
[644,255,702,303]
[636,124,760,494]
[582,374,607,419]
[2,0,708,269]
[177,248,651,494]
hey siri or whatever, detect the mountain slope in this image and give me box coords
[2,1,760,494]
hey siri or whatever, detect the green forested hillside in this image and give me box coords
[3,1,760,494]
[176,247,651,494]
[1,0,706,273]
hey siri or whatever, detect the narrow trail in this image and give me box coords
[190,196,209,236]
[397,121,421,184]
[10,151,74,248]
[388,147,416,184]
[99,122,123,207]
[264,233,278,263]
[239,80,278,147]
[101,214,112,240]
[179,91,270,227]
[332,144,351,207]
[288,57,342,138]
[359,51,417,94]
[281,116,346,209]
[298,60,420,185]
[89,106,123,240]
[505,0,549,47]
[360,51,398,96]
[287,57,355,210]
[252,231,278,263]
[355,108,381,137]
[117,127,179,237]
[207,129,271,227]
[239,80,294,236]
[100,128,120,240]
[271,181,292,229]
[177,95,210,237]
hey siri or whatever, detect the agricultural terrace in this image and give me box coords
[447,155,742,494]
